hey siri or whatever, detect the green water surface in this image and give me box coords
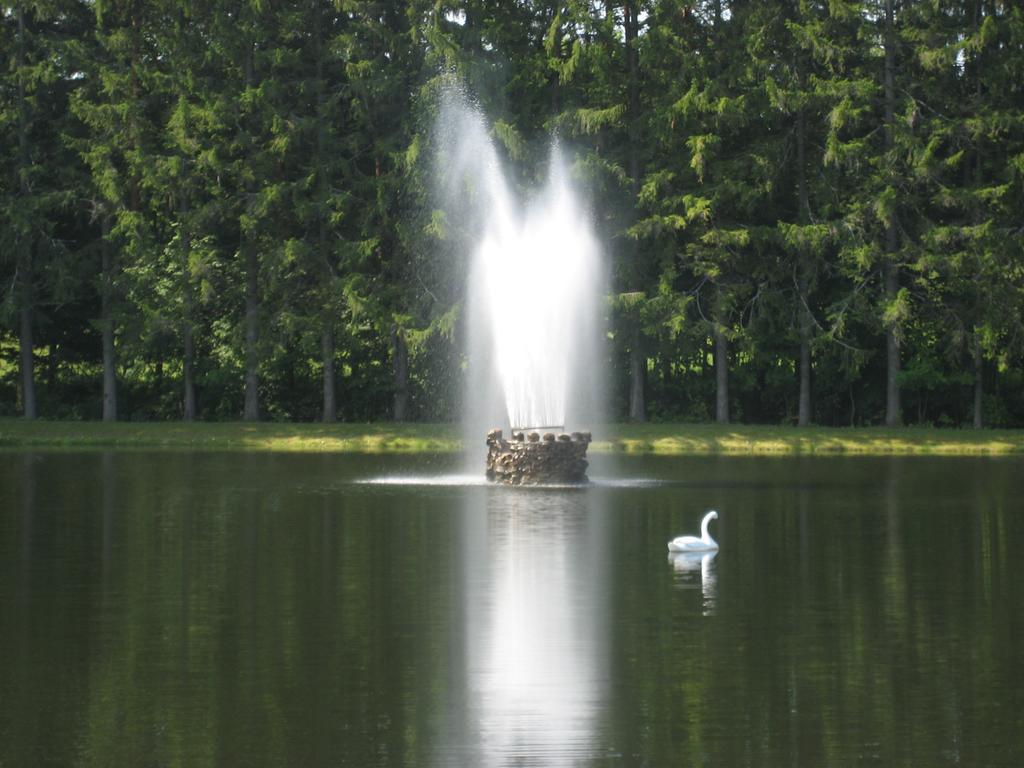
[1,451,1021,766]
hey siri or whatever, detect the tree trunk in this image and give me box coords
[241,32,259,422]
[183,318,196,420]
[322,327,337,423]
[624,0,640,197]
[972,338,983,429]
[243,241,260,421]
[180,190,196,421]
[659,336,671,389]
[714,321,729,424]
[796,107,812,427]
[314,25,336,425]
[16,5,36,420]
[628,319,646,422]
[883,0,901,427]
[622,0,644,416]
[621,1,644,419]
[20,304,37,419]
[796,109,810,223]
[884,259,901,426]
[392,326,409,422]
[101,220,117,422]
[48,343,59,388]
[969,4,985,430]
[798,320,811,427]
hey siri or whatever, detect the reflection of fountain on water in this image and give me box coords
[356,473,664,489]
[438,488,610,766]
[356,473,489,487]
[670,551,718,616]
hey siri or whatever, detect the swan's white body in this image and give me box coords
[668,510,719,552]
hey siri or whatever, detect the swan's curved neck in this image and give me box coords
[701,515,712,540]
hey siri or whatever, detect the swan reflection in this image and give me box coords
[669,550,717,615]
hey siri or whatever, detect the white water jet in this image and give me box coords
[439,93,604,435]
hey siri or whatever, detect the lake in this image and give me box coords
[1,450,1022,766]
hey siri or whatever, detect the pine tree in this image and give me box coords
[636,1,780,424]
[1,1,85,418]
[763,0,829,425]
[151,0,215,420]
[548,1,655,421]
[338,2,421,422]
[70,0,163,421]
[200,0,286,421]
[910,1,1024,427]
[263,0,349,422]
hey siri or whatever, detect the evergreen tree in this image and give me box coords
[636,1,779,424]
[149,0,220,420]
[1,1,86,418]
[201,0,285,421]
[341,1,422,422]
[762,0,834,426]
[268,0,350,422]
[70,0,163,421]
[910,1,1024,427]
[549,1,654,421]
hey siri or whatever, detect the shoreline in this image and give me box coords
[1,419,1022,456]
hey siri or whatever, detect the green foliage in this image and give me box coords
[1,0,1023,427]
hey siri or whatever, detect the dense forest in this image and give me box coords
[2,1,1022,426]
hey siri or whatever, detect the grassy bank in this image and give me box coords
[0,420,462,453]
[1,419,1023,455]
[596,423,1024,455]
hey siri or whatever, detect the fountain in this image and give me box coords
[441,92,604,485]
[484,428,592,485]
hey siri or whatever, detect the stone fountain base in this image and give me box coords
[486,428,592,485]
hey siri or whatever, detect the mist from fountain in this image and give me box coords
[438,92,605,437]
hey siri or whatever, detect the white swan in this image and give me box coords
[668,510,719,552]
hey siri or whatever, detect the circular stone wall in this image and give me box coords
[485,429,592,485]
